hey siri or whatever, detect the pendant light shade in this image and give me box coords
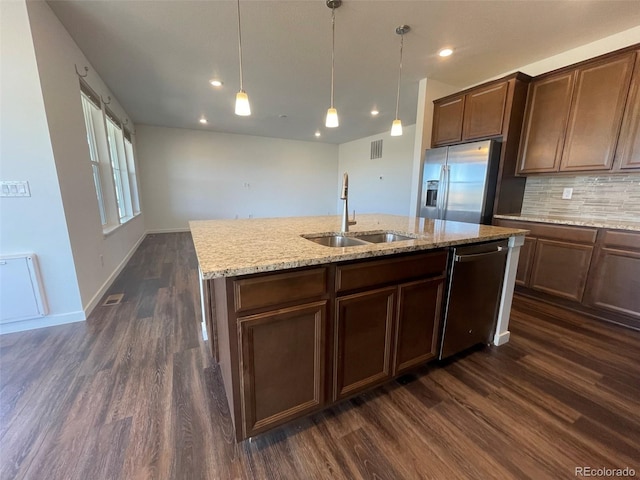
[235,91,251,116]
[235,0,251,116]
[325,0,342,128]
[326,108,339,128]
[391,25,410,136]
[391,119,403,136]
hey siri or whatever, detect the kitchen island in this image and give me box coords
[190,214,527,441]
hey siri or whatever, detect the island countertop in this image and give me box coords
[190,214,527,279]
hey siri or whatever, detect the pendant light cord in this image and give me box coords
[395,32,404,120]
[330,6,336,108]
[237,0,244,92]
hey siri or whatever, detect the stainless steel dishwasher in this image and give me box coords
[439,239,509,359]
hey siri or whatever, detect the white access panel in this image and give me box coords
[0,254,48,323]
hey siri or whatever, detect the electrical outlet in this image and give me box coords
[562,187,573,200]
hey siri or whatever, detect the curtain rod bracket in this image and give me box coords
[101,95,111,105]
[74,64,89,78]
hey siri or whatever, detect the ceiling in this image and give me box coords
[47,0,640,144]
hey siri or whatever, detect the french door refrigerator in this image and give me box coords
[418,139,501,225]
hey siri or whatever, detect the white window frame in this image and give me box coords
[80,91,107,226]
[79,81,141,234]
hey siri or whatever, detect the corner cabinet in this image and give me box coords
[517,48,638,174]
[210,250,448,441]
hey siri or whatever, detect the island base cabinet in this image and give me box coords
[393,278,444,375]
[333,288,395,401]
[238,301,327,438]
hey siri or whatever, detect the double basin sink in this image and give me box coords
[303,231,415,248]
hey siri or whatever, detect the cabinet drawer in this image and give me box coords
[601,230,640,251]
[335,251,447,293]
[233,267,327,313]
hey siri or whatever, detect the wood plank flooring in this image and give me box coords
[1,232,639,479]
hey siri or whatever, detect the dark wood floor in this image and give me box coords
[1,233,639,480]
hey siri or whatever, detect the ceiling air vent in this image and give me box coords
[370,139,383,159]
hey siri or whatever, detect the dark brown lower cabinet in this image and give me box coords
[213,250,449,441]
[393,278,444,375]
[515,237,536,287]
[529,239,593,302]
[238,301,327,438]
[584,230,640,320]
[494,219,639,329]
[334,288,395,401]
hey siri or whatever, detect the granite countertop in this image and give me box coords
[493,214,640,232]
[190,214,527,279]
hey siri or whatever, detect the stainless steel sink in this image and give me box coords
[303,231,415,247]
[305,235,369,247]
[354,233,414,243]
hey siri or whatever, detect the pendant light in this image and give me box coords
[325,0,342,128]
[234,0,251,116]
[391,25,410,136]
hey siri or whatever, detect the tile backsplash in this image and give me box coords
[520,173,640,222]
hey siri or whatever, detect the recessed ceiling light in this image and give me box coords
[199,117,208,124]
[315,131,321,137]
[210,79,223,87]
[371,109,379,116]
[438,48,453,57]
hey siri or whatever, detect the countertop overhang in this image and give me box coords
[190,214,527,279]
[494,214,640,232]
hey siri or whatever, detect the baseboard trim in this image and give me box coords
[0,311,85,335]
[146,228,190,234]
[83,232,147,317]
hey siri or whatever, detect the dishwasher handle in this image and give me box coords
[454,246,505,263]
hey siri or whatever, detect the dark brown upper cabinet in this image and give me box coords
[517,48,637,175]
[432,96,465,146]
[432,80,509,147]
[614,51,640,171]
[462,82,508,140]
[560,53,635,172]
[517,71,575,173]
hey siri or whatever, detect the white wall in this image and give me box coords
[136,125,339,230]
[0,1,83,332]
[337,125,416,216]
[26,1,146,314]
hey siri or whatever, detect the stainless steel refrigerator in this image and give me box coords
[418,140,501,225]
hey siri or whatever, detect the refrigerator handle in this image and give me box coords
[436,165,446,219]
[442,165,451,219]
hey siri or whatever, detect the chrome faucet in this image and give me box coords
[340,172,357,232]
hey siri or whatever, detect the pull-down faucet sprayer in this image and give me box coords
[340,172,356,232]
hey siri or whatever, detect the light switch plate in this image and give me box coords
[0,181,31,197]
[562,187,573,200]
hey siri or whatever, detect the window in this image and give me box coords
[80,88,107,225]
[79,81,141,232]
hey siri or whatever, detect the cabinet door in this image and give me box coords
[517,72,575,173]
[585,247,640,319]
[560,53,635,171]
[530,239,593,302]
[334,288,395,401]
[614,52,640,170]
[432,96,464,146]
[462,82,508,140]
[393,277,444,375]
[515,237,537,287]
[238,301,326,437]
